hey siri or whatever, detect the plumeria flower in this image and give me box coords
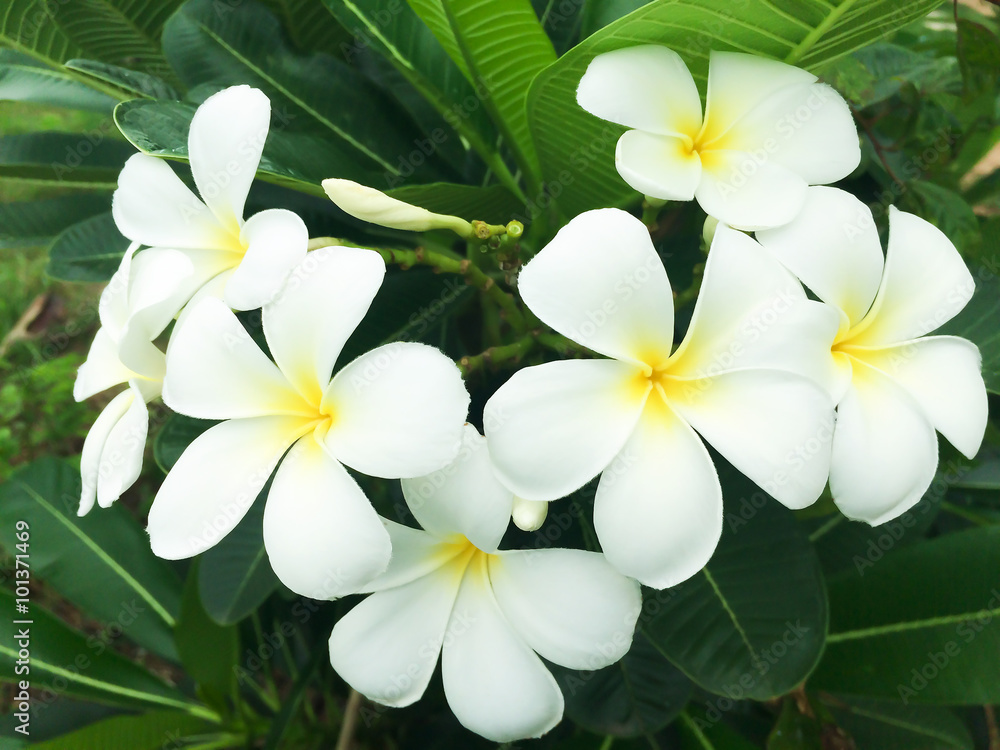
[756,187,988,524]
[74,244,181,515]
[113,84,307,323]
[147,245,470,597]
[323,178,475,237]
[484,208,840,588]
[330,425,641,742]
[576,46,860,230]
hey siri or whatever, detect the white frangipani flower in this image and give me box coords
[756,187,988,525]
[484,208,840,588]
[147,246,470,598]
[112,84,307,318]
[576,47,860,230]
[330,424,641,742]
[322,178,474,237]
[74,245,174,515]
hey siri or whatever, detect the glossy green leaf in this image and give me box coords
[0,132,131,188]
[0,61,115,111]
[65,59,180,100]
[579,0,650,38]
[27,710,215,750]
[46,212,130,281]
[175,563,239,694]
[822,698,973,750]
[406,0,471,79]
[153,414,217,474]
[440,0,556,183]
[527,0,947,217]
[321,0,498,166]
[0,698,118,744]
[811,526,1000,703]
[162,0,453,182]
[0,591,197,713]
[0,458,182,661]
[386,182,523,223]
[0,0,85,68]
[0,193,109,249]
[554,632,691,737]
[642,466,828,700]
[198,484,280,626]
[938,263,1000,394]
[259,0,354,55]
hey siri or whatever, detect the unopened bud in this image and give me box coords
[702,215,720,247]
[322,178,474,237]
[512,496,548,532]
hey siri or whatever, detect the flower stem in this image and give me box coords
[335,689,363,750]
[599,736,615,750]
[459,333,536,376]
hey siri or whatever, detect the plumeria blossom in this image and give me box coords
[323,178,475,237]
[74,244,182,515]
[147,245,470,597]
[330,424,641,742]
[576,47,860,230]
[112,84,307,324]
[484,208,840,588]
[756,187,988,525]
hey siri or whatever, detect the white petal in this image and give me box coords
[615,130,703,201]
[489,548,641,670]
[356,520,467,594]
[147,415,311,559]
[696,149,808,230]
[848,208,976,346]
[442,556,564,742]
[668,368,834,510]
[830,361,938,525]
[224,209,308,311]
[517,208,675,363]
[322,342,469,478]
[79,390,132,516]
[329,562,462,708]
[576,45,702,137]
[710,82,859,184]
[263,245,386,405]
[74,327,134,401]
[700,51,816,146]
[111,154,232,250]
[401,424,512,552]
[593,400,723,589]
[97,243,138,336]
[263,434,390,599]
[849,336,987,459]
[484,358,649,502]
[755,186,883,327]
[96,385,148,508]
[188,85,270,235]
[163,297,312,419]
[669,226,841,396]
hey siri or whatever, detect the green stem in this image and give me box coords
[679,710,714,750]
[808,514,844,542]
[941,501,993,527]
[459,334,536,376]
[784,0,860,65]
[599,736,615,750]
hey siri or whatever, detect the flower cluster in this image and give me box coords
[74,46,987,741]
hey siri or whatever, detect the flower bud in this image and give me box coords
[322,178,474,237]
[512,495,548,532]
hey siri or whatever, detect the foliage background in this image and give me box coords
[0,0,999,748]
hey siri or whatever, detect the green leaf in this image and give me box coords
[175,563,239,694]
[320,0,499,166]
[0,458,183,661]
[555,632,691,737]
[0,194,109,249]
[826,42,961,108]
[46,212,130,281]
[114,93,385,199]
[198,484,280,626]
[0,0,86,68]
[766,698,822,750]
[162,0,453,182]
[957,19,1000,98]
[153,414,217,474]
[65,59,180,100]
[938,263,1000,394]
[579,0,650,38]
[440,0,556,184]
[259,0,354,55]
[405,0,471,79]
[527,0,947,217]
[810,526,1000,703]
[387,182,523,223]
[27,710,215,750]
[911,182,980,252]
[0,590,197,713]
[262,645,326,750]
[642,466,828,700]
[0,61,116,111]
[0,132,132,188]
[43,0,184,87]
[821,698,973,750]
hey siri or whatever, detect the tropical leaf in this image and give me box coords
[0,458,183,661]
[27,711,215,750]
[0,58,116,111]
[0,0,85,68]
[259,0,353,54]
[526,0,948,217]
[175,564,239,694]
[938,263,1000,394]
[821,698,973,750]
[0,131,132,188]
[46,212,130,281]
[65,58,180,100]
[0,193,109,249]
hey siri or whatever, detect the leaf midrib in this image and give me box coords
[827,606,1000,642]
